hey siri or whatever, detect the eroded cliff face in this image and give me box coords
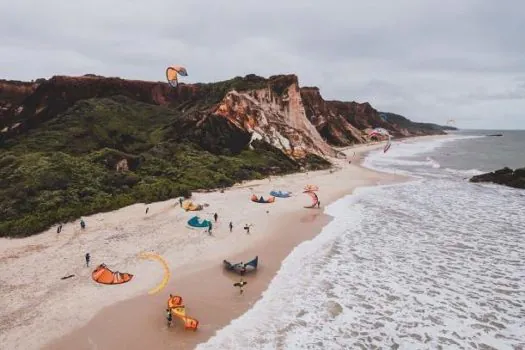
[212,76,335,158]
[300,87,367,146]
[0,73,448,159]
[0,75,177,133]
[299,86,441,146]
[0,80,38,126]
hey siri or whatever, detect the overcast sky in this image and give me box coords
[1,0,524,129]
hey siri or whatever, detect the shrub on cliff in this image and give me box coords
[0,96,319,237]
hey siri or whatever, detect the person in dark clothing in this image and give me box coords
[229,221,233,232]
[145,207,149,214]
[85,253,90,267]
[208,222,213,235]
[80,219,86,230]
[57,224,62,233]
[235,277,247,295]
[179,197,183,206]
[214,213,218,222]
[244,224,250,234]
[166,308,172,327]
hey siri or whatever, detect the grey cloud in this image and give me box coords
[1,0,524,129]
[464,82,525,101]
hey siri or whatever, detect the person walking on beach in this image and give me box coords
[214,213,218,222]
[208,221,213,235]
[179,197,183,206]
[57,224,62,234]
[234,277,247,295]
[166,308,172,327]
[80,219,86,230]
[145,207,149,215]
[85,253,90,267]
[229,221,233,232]
[244,224,250,234]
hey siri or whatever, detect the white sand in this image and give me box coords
[0,138,441,349]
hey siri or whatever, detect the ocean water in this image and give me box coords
[197,132,525,350]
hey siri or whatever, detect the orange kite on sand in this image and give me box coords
[167,295,199,331]
[250,194,275,203]
[92,264,133,285]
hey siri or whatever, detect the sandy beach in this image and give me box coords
[0,138,445,350]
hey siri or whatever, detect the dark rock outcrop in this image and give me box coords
[469,167,525,189]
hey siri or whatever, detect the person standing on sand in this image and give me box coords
[236,277,247,295]
[57,224,62,233]
[208,221,213,235]
[166,308,172,327]
[244,224,250,234]
[80,219,86,230]
[145,207,149,214]
[179,197,183,206]
[85,253,90,267]
[214,213,218,222]
[229,221,233,232]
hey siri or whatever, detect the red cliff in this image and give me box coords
[0,73,447,158]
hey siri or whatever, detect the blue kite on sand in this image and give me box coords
[270,190,291,198]
[187,216,211,229]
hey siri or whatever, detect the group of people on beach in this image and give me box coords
[56,218,86,234]
[58,197,256,329]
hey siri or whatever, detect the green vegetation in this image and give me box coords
[0,95,330,237]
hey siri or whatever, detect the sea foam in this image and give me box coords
[197,135,525,350]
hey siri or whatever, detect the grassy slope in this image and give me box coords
[0,95,329,237]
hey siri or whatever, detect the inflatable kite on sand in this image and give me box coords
[182,200,203,211]
[92,264,133,285]
[187,216,211,229]
[167,295,199,331]
[166,65,188,88]
[251,195,275,203]
[368,128,389,137]
[223,256,258,275]
[138,252,171,295]
[304,190,319,208]
[270,190,291,198]
[304,184,319,192]
[368,128,392,153]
